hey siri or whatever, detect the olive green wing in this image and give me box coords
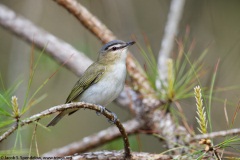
[65,63,106,103]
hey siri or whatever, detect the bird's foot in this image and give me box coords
[95,105,118,124]
[96,105,106,116]
[105,108,118,124]
[108,111,118,124]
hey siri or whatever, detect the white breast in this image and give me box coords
[77,61,126,106]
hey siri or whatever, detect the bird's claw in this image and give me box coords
[95,105,118,124]
[108,111,118,124]
[96,105,105,116]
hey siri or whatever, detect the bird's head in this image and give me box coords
[98,40,135,64]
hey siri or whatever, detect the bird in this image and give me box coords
[47,40,135,127]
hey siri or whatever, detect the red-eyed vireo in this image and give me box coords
[47,40,135,127]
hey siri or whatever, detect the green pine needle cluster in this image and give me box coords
[0,45,50,153]
[135,34,207,103]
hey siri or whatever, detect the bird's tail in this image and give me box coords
[47,111,67,127]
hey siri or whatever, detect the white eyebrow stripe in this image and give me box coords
[108,44,123,50]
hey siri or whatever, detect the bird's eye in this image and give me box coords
[112,47,117,51]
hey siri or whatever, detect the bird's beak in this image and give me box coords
[116,41,135,50]
[126,41,135,47]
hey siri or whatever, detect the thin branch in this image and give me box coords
[156,0,186,89]
[0,4,92,77]
[0,102,92,142]
[0,102,132,158]
[0,122,18,143]
[69,150,172,160]
[43,119,141,157]
[192,128,240,141]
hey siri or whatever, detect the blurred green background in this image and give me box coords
[0,0,240,154]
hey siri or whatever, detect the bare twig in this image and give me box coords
[0,122,18,143]
[156,0,186,89]
[193,128,240,141]
[43,119,141,157]
[69,150,172,160]
[0,102,132,158]
[0,102,88,142]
